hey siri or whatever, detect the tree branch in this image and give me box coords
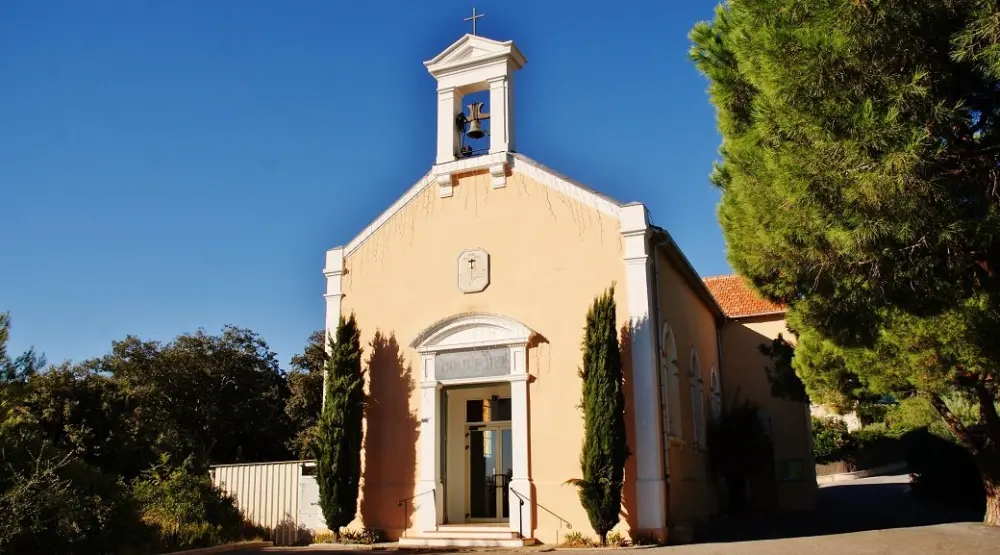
[930,393,980,454]
[975,381,1000,448]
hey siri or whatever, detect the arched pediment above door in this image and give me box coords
[410,312,534,353]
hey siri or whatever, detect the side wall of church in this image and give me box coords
[652,251,721,526]
[338,168,630,543]
[720,316,817,512]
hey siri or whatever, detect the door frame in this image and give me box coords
[464,422,512,522]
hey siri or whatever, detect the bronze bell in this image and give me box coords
[466,119,486,139]
[464,101,490,140]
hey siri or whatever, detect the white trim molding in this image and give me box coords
[322,247,345,407]
[345,173,432,255]
[409,312,535,537]
[410,312,534,355]
[689,347,706,449]
[510,154,622,219]
[620,203,667,533]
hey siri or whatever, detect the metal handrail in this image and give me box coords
[509,488,528,538]
[510,489,572,543]
[396,489,435,538]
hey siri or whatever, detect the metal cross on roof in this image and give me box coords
[464,7,485,36]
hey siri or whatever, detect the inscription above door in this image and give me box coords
[436,348,510,380]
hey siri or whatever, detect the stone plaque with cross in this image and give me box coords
[457,248,490,293]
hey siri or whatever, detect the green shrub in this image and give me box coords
[811,417,851,463]
[0,414,147,555]
[842,424,905,470]
[605,531,630,547]
[338,528,386,544]
[560,531,595,547]
[131,458,264,552]
[311,531,335,544]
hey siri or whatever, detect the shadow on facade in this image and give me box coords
[360,331,418,539]
[619,320,639,533]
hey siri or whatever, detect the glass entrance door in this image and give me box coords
[467,426,513,521]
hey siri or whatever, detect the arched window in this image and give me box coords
[709,364,722,422]
[690,348,707,448]
[658,323,682,444]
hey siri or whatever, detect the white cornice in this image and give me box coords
[424,34,527,78]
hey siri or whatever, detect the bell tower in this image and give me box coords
[424,34,526,166]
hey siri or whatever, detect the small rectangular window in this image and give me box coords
[466,400,485,423]
[492,397,512,421]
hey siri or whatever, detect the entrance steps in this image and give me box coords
[398,524,533,548]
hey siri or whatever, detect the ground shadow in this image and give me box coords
[701,476,982,543]
[359,331,419,539]
[618,320,639,533]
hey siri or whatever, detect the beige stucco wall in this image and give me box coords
[652,251,721,526]
[339,168,630,544]
[720,316,817,512]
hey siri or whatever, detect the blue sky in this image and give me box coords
[0,0,729,368]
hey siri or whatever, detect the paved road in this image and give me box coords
[232,475,1000,555]
[699,474,985,543]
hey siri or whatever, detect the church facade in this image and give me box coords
[323,34,815,547]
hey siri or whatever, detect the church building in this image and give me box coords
[323,32,816,547]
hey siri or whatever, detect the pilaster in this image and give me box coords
[322,247,345,406]
[509,353,532,538]
[488,76,511,154]
[436,87,462,165]
[416,380,444,531]
[620,203,667,532]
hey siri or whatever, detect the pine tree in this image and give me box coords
[690,0,1000,524]
[312,313,365,539]
[567,285,629,544]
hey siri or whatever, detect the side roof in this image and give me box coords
[703,274,787,319]
[649,225,725,321]
[341,153,624,257]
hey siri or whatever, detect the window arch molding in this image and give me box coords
[658,323,682,442]
[709,364,722,422]
[689,347,707,448]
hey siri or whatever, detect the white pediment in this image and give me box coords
[410,312,533,353]
[424,34,526,77]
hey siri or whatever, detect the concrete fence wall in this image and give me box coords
[210,460,317,546]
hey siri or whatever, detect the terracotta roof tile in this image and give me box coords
[702,274,786,318]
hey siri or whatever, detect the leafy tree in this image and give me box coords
[567,286,628,544]
[691,0,1000,524]
[286,330,327,458]
[0,316,140,555]
[95,327,294,467]
[0,314,294,552]
[312,314,365,539]
[22,364,152,479]
[0,312,44,386]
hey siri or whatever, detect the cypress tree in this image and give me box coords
[312,312,365,540]
[567,285,629,544]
